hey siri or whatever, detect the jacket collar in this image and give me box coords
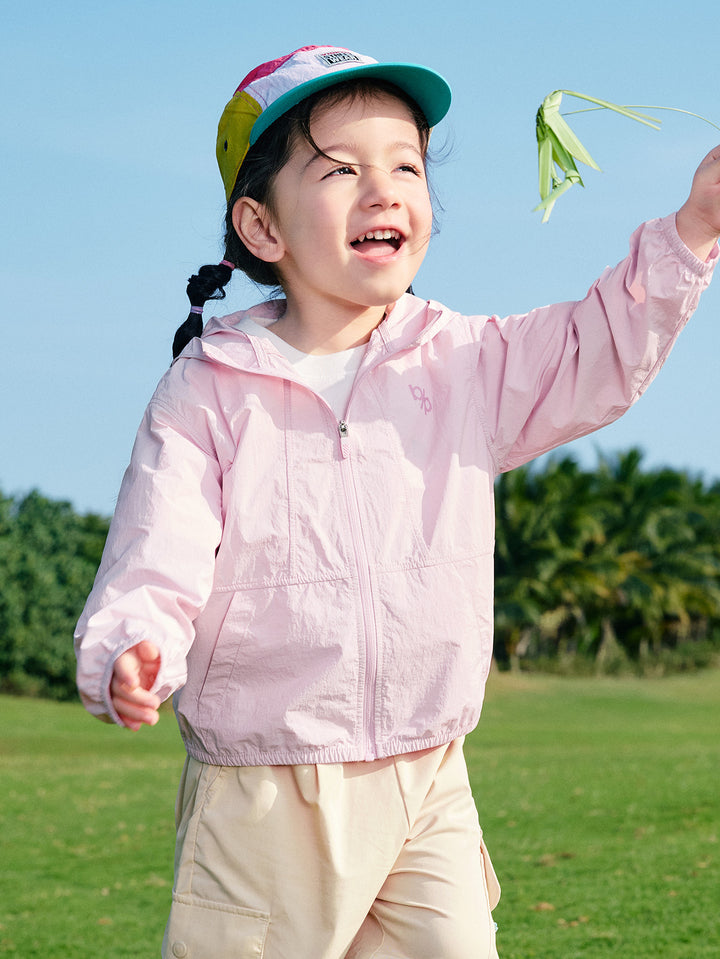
[183,293,450,373]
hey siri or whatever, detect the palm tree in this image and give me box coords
[494,450,720,670]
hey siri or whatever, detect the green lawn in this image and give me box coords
[1,670,718,957]
[0,697,185,958]
[470,670,720,958]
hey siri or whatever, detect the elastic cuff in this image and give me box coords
[665,213,719,273]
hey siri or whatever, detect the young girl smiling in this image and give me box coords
[75,45,720,958]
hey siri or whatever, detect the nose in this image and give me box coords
[360,166,401,210]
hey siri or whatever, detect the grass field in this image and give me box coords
[1,670,718,957]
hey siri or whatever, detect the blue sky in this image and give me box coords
[2,0,719,514]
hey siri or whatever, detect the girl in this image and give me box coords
[75,45,720,959]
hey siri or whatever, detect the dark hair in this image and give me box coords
[173,78,432,359]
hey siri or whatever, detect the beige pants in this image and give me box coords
[162,738,500,959]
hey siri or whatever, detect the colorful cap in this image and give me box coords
[216,45,452,200]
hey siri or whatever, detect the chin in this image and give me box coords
[359,280,418,306]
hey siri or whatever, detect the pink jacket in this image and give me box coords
[75,215,716,765]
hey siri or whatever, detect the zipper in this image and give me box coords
[338,419,350,457]
[223,337,389,758]
[336,419,379,761]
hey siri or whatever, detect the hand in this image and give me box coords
[676,145,720,262]
[110,640,162,730]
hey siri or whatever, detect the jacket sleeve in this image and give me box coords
[474,214,717,474]
[74,393,223,725]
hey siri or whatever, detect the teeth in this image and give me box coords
[356,229,401,242]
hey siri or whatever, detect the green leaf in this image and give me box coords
[559,92,662,129]
[534,89,664,221]
[532,90,719,220]
[545,109,601,170]
[533,175,579,223]
[537,133,554,199]
[547,127,583,183]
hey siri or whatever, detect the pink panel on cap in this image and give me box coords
[235,46,324,95]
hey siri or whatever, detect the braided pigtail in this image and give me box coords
[172,259,235,359]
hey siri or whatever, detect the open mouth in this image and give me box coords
[350,229,404,255]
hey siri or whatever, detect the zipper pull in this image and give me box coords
[338,420,350,458]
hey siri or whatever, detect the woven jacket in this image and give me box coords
[75,215,716,765]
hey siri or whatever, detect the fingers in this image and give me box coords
[111,691,161,731]
[110,680,161,730]
[693,146,720,200]
[114,640,161,690]
[698,143,720,167]
[110,672,161,709]
[132,639,162,671]
[110,642,162,730]
[676,145,720,261]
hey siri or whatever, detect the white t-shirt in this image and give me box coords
[238,317,366,418]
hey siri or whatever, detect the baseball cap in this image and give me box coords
[216,45,452,200]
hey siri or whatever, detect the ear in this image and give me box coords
[232,197,285,264]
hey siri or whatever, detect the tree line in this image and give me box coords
[1,448,719,700]
[494,449,720,673]
[0,490,108,699]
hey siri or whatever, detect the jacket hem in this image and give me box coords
[180,721,480,767]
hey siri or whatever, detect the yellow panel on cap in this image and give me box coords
[216,90,263,201]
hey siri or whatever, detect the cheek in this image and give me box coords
[414,195,434,247]
[414,183,433,224]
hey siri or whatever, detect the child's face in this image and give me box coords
[265,91,433,320]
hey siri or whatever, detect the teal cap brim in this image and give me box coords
[249,61,452,146]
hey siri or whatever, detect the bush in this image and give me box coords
[0,490,108,700]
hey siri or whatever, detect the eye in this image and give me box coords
[324,164,357,178]
[396,163,423,177]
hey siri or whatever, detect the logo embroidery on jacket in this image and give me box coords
[409,384,432,414]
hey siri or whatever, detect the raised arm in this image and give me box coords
[476,209,716,475]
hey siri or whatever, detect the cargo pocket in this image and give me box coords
[162,894,269,958]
